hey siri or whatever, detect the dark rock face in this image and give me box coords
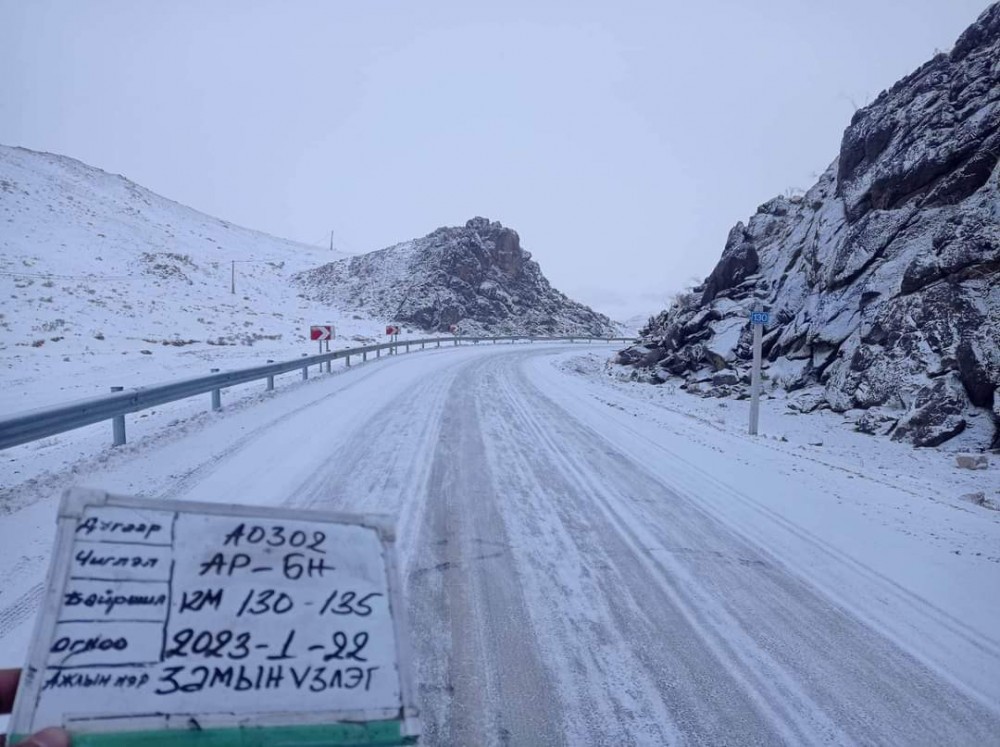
[702,224,760,305]
[620,4,1000,449]
[294,218,616,336]
[890,377,969,447]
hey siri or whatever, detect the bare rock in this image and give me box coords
[959,491,999,510]
[711,372,740,386]
[955,454,989,470]
[854,410,898,436]
[892,377,968,447]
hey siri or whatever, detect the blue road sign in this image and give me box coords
[750,311,769,325]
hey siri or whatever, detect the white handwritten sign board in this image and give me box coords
[9,489,419,746]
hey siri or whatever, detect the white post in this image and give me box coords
[749,303,763,436]
[110,387,126,446]
[210,369,222,411]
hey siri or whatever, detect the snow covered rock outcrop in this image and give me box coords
[619,4,1000,449]
[295,217,617,336]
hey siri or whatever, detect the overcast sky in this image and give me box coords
[1,0,992,320]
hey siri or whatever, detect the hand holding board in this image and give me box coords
[8,489,419,746]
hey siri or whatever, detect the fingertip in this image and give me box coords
[0,668,21,713]
[18,727,71,747]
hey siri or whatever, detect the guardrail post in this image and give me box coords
[405,342,410,353]
[110,387,126,446]
[345,354,351,367]
[377,347,381,359]
[363,351,367,362]
[210,370,222,411]
[265,360,275,391]
[302,366,309,380]
[421,341,425,350]
[436,340,440,348]
[325,360,331,373]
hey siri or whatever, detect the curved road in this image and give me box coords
[4,344,999,744]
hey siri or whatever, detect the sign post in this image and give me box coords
[385,326,400,355]
[310,325,334,356]
[748,307,769,436]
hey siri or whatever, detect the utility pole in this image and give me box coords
[229,259,274,295]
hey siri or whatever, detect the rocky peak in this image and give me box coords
[458,216,527,278]
[295,218,616,337]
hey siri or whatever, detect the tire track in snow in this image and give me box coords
[288,347,459,573]
[530,355,1000,705]
[484,355,823,744]
[401,358,565,747]
[495,351,1000,743]
[152,355,427,503]
[0,583,43,640]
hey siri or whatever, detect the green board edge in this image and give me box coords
[10,718,417,746]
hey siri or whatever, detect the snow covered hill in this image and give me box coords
[0,146,391,412]
[619,4,1000,451]
[294,217,619,337]
[619,312,658,338]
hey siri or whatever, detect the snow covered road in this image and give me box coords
[3,344,999,744]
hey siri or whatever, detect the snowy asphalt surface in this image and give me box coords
[4,344,999,745]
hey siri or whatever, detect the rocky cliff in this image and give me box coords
[295,217,617,336]
[619,4,1000,450]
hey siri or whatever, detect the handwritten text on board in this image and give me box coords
[29,505,402,730]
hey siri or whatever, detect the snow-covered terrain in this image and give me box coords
[618,311,658,338]
[0,145,408,415]
[1,344,997,743]
[2,49,999,742]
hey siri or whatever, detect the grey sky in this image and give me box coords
[1,0,992,320]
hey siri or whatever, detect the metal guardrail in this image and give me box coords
[0,335,635,450]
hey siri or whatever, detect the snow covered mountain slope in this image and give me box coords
[619,4,1000,450]
[0,145,389,412]
[294,217,618,336]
